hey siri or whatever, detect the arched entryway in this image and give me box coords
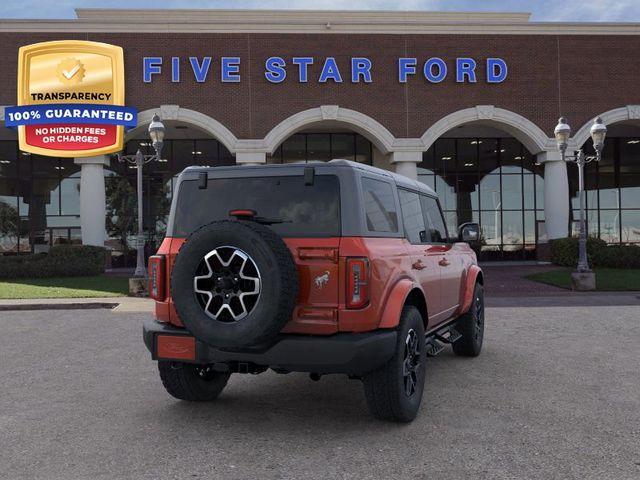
[418,108,551,261]
[569,108,640,245]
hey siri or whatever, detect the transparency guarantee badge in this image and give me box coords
[5,40,136,157]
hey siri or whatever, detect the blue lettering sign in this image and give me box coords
[487,58,508,83]
[221,57,241,83]
[398,58,417,83]
[292,57,313,82]
[424,58,447,83]
[265,56,287,83]
[351,57,372,83]
[319,57,342,83]
[456,58,477,83]
[143,57,162,83]
[171,57,180,83]
[189,57,211,83]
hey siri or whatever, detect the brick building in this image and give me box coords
[0,9,639,262]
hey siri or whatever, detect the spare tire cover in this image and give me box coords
[171,220,299,348]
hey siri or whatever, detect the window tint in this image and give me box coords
[172,175,340,237]
[361,177,398,233]
[399,189,427,243]
[420,195,448,243]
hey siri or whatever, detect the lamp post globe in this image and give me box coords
[590,116,607,154]
[148,113,166,158]
[554,117,571,155]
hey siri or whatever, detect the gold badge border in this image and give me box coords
[17,40,125,158]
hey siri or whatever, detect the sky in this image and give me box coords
[0,0,639,22]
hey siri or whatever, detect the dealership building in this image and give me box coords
[0,8,639,263]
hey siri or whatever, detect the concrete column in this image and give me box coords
[538,151,569,240]
[74,155,109,246]
[236,151,266,165]
[391,151,422,180]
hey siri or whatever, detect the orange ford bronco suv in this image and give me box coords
[144,160,484,422]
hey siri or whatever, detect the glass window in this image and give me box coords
[457,138,478,173]
[621,210,640,243]
[502,211,524,247]
[307,134,331,162]
[420,195,448,243]
[399,189,426,243]
[500,138,523,174]
[355,134,372,164]
[478,139,499,175]
[620,174,640,209]
[361,177,398,233]
[60,177,80,215]
[481,210,501,247]
[194,139,219,165]
[31,155,59,178]
[620,138,640,174]
[434,139,455,175]
[282,134,306,163]
[171,140,195,176]
[502,175,523,210]
[479,175,501,211]
[0,141,18,177]
[599,210,620,243]
[331,134,355,161]
[173,175,341,238]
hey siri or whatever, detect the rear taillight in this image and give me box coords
[346,257,370,309]
[148,255,166,301]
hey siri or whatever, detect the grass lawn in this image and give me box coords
[526,268,640,291]
[0,276,130,299]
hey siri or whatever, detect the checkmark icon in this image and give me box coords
[62,64,80,79]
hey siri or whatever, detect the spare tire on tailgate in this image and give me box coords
[171,220,299,348]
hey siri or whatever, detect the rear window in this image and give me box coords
[172,175,341,237]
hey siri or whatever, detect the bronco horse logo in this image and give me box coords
[314,271,330,289]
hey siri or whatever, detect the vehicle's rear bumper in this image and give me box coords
[143,320,396,375]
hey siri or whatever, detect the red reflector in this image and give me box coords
[229,209,256,218]
[156,335,196,361]
[148,255,166,301]
[346,257,370,309]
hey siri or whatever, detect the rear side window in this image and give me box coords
[361,177,398,233]
[399,189,427,243]
[172,175,340,237]
[420,195,448,243]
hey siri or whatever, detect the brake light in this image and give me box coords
[346,257,370,309]
[148,255,166,301]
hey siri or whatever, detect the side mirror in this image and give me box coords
[458,222,480,243]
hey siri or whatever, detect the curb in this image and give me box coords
[0,302,120,311]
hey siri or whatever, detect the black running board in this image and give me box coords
[425,323,462,357]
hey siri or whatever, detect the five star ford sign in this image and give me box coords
[5,40,137,157]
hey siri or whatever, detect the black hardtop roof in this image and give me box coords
[183,159,437,197]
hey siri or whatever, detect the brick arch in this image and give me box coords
[127,105,239,153]
[263,105,396,155]
[420,105,553,154]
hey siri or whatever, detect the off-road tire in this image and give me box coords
[171,220,298,349]
[158,361,231,401]
[452,283,485,357]
[362,305,427,423]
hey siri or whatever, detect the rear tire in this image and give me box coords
[362,305,426,423]
[158,361,230,401]
[452,283,485,357]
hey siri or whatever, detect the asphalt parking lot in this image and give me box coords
[1,304,639,480]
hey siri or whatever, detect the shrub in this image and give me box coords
[550,237,640,269]
[0,245,107,279]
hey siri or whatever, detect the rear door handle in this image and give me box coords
[412,260,426,270]
[438,258,450,267]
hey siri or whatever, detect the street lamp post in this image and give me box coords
[117,113,165,278]
[553,116,607,288]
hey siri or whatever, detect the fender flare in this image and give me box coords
[459,265,483,315]
[378,278,425,329]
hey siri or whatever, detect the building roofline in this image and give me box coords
[0,9,638,35]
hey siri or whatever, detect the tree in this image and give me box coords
[105,176,137,252]
[0,201,20,252]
